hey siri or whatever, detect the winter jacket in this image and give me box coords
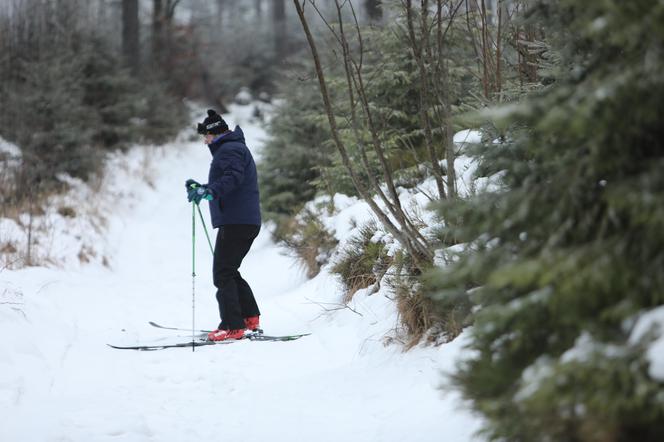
[206,126,261,228]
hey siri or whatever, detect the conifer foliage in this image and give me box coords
[0,0,186,206]
[259,81,332,221]
[431,1,664,440]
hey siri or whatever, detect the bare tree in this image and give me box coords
[293,0,434,265]
[511,1,542,87]
[464,0,507,100]
[436,0,463,199]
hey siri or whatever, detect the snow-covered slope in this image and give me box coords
[0,105,482,442]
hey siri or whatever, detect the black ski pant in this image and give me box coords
[213,224,261,330]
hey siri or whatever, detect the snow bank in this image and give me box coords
[0,143,172,269]
[453,129,505,197]
[629,306,664,381]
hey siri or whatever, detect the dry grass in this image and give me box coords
[77,245,97,264]
[394,281,441,349]
[331,221,392,303]
[394,283,472,348]
[388,249,474,348]
[57,206,76,218]
[278,209,338,278]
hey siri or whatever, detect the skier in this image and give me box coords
[186,109,261,341]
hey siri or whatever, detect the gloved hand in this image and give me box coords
[185,178,201,191]
[187,183,214,205]
[185,178,202,202]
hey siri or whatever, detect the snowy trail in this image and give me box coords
[0,106,481,442]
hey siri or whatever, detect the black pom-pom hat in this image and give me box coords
[197,109,229,135]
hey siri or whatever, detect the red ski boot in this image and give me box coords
[207,328,245,342]
[244,316,261,332]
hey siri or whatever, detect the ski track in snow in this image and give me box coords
[0,105,481,442]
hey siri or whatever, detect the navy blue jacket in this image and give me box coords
[206,126,261,228]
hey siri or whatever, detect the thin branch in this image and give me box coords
[330,0,433,257]
[305,297,364,317]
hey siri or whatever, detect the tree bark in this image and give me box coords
[122,0,140,74]
[495,0,503,97]
[435,0,460,199]
[152,0,180,66]
[216,0,227,25]
[406,0,447,200]
[254,0,263,20]
[152,0,163,66]
[273,0,287,58]
[364,0,383,23]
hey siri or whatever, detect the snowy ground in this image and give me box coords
[0,105,482,442]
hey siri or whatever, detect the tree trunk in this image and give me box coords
[273,0,287,57]
[254,0,263,20]
[122,0,140,74]
[437,0,457,199]
[152,0,179,69]
[152,0,163,66]
[216,0,227,25]
[405,0,447,200]
[365,0,383,23]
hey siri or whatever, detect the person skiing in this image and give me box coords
[186,109,261,341]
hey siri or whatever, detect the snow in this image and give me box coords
[452,130,506,197]
[0,135,21,168]
[453,129,482,145]
[556,306,664,383]
[560,332,626,365]
[629,305,664,381]
[0,135,21,158]
[0,143,167,269]
[0,105,482,441]
[515,355,554,402]
[234,87,253,105]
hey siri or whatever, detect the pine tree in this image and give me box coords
[430,1,664,440]
[259,79,333,221]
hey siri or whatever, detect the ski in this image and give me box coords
[245,333,310,342]
[148,321,213,333]
[107,340,217,351]
[107,331,311,351]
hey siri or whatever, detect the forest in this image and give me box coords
[1,0,663,440]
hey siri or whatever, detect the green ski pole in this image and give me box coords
[191,201,196,352]
[196,204,214,256]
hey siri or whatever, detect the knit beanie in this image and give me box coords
[197,109,229,135]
